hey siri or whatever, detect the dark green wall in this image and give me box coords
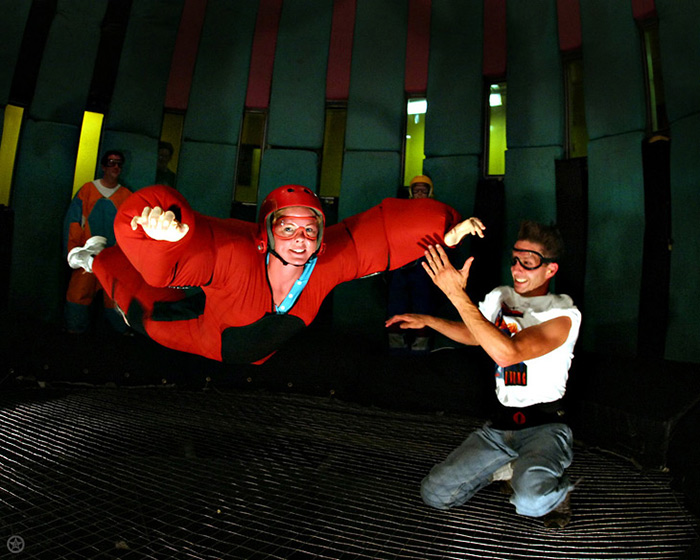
[0,2,33,105]
[267,0,332,149]
[504,0,563,242]
[9,2,107,324]
[424,0,483,217]
[579,0,647,356]
[2,0,699,363]
[180,0,258,216]
[658,0,700,362]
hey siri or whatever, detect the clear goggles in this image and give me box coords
[511,247,556,270]
[272,215,320,240]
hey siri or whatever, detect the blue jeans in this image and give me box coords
[421,422,574,517]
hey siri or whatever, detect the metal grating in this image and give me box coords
[0,387,697,559]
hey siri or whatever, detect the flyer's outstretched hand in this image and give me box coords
[130,206,189,242]
[444,217,485,247]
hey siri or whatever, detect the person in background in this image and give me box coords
[63,150,132,334]
[386,175,440,355]
[386,221,581,528]
[156,141,177,188]
[67,183,485,365]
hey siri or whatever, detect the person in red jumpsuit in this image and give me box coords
[68,184,484,364]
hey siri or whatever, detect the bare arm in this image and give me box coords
[422,245,572,367]
[385,313,478,345]
[383,217,486,344]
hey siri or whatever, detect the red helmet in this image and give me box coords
[257,185,326,257]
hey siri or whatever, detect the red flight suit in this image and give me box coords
[93,185,460,364]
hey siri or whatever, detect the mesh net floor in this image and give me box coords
[0,386,697,559]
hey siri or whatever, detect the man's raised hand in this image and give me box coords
[422,245,474,299]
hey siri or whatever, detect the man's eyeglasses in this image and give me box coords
[105,159,123,168]
[511,247,556,270]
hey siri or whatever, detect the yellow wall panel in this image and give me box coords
[73,111,104,197]
[0,105,25,206]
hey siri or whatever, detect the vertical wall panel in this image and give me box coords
[633,0,671,359]
[423,155,480,218]
[579,0,646,139]
[179,0,258,213]
[582,132,645,356]
[245,0,283,109]
[85,0,132,114]
[9,121,79,322]
[165,0,208,112]
[338,151,401,219]
[579,0,646,356]
[483,0,506,78]
[1,1,39,105]
[258,149,319,205]
[345,1,408,152]
[507,0,563,148]
[554,0,586,311]
[334,150,402,339]
[631,0,656,20]
[9,0,58,108]
[106,0,182,136]
[556,0,582,52]
[504,0,563,245]
[177,140,238,217]
[9,3,105,324]
[2,0,53,210]
[555,157,588,309]
[657,0,700,124]
[425,0,483,157]
[656,0,700,362]
[637,137,671,358]
[334,0,400,354]
[267,0,333,149]
[103,0,182,190]
[666,115,700,362]
[505,147,561,221]
[29,1,106,124]
[183,0,257,144]
[326,0,356,101]
[405,0,431,94]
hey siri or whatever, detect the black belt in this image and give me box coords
[489,399,566,430]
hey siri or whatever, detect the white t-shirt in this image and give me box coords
[478,286,581,408]
[94,179,122,198]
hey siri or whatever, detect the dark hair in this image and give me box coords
[517,221,564,259]
[158,141,174,156]
[101,150,125,166]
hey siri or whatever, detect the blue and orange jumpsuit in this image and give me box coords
[63,180,132,332]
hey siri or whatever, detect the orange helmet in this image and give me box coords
[409,175,434,198]
[257,185,326,258]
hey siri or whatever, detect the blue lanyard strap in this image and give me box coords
[267,255,317,314]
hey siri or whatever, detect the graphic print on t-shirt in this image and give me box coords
[494,304,527,386]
